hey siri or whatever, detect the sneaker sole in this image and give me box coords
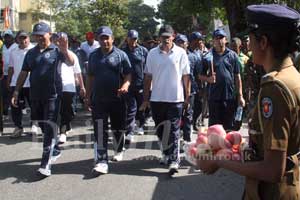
[37,169,51,177]
[92,169,108,176]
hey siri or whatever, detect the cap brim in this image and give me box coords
[160,33,173,37]
[32,31,48,36]
[99,33,112,37]
[18,33,29,37]
[213,34,226,38]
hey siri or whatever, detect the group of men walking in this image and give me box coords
[0,21,247,178]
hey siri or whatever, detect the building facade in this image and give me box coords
[1,0,53,33]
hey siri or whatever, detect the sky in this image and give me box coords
[143,0,161,10]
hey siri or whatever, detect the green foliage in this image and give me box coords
[157,0,227,35]
[32,0,130,42]
[157,0,300,38]
[126,0,159,40]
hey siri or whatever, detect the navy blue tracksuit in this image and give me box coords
[122,44,148,135]
[88,46,132,163]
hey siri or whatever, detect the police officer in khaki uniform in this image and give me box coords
[197,4,300,199]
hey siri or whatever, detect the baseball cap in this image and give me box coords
[175,34,188,43]
[32,22,51,35]
[17,30,29,38]
[96,26,113,37]
[159,25,174,37]
[3,29,14,37]
[213,28,227,38]
[127,30,139,39]
[86,32,94,40]
[189,32,203,41]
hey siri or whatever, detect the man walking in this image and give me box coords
[11,22,74,177]
[122,30,148,143]
[199,29,245,130]
[86,26,132,175]
[140,25,190,175]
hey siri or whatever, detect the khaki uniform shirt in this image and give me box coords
[245,57,300,200]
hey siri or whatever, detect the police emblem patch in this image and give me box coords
[108,57,115,65]
[45,52,50,59]
[261,97,273,118]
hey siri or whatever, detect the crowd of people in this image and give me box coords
[0,3,300,199]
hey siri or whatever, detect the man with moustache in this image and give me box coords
[11,22,74,177]
[199,29,245,130]
[85,26,132,175]
[140,25,190,175]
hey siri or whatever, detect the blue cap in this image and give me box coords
[175,34,188,43]
[189,32,203,41]
[96,26,113,37]
[246,4,300,31]
[213,28,227,38]
[57,32,68,39]
[32,22,51,35]
[2,29,14,37]
[127,30,139,39]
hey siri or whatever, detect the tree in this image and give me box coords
[126,0,159,40]
[157,0,226,35]
[32,0,129,42]
[157,0,300,38]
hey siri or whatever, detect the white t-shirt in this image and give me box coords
[9,43,34,87]
[80,40,100,58]
[3,42,18,75]
[145,44,190,102]
[60,50,81,92]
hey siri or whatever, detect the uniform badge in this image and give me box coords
[261,97,273,118]
[108,57,115,65]
[45,52,50,59]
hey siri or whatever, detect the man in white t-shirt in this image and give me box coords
[53,32,86,144]
[140,25,191,175]
[80,31,100,60]
[7,30,34,138]
[2,29,18,116]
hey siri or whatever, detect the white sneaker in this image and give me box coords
[10,128,24,138]
[125,134,134,143]
[37,167,51,177]
[31,124,39,135]
[168,162,179,175]
[22,109,27,115]
[58,134,67,144]
[136,127,144,135]
[112,151,124,162]
[65,129,73,135]
[159,154,169,165]
[93,162,108,174]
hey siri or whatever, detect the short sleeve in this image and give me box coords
[181,51,190,75]
[232,53,241,74]
[144,50,153,75]
[22,51,31,72]
[121,52,132,75]
[259,83,291,151]
[87,52,95,76]
[73,53,81,74]
[8,50,14,68]
[194,55,202,76]
[200,55,210,75]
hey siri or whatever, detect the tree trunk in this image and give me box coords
[223,0,247,37]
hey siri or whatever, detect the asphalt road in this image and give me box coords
[0,109,245,200]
